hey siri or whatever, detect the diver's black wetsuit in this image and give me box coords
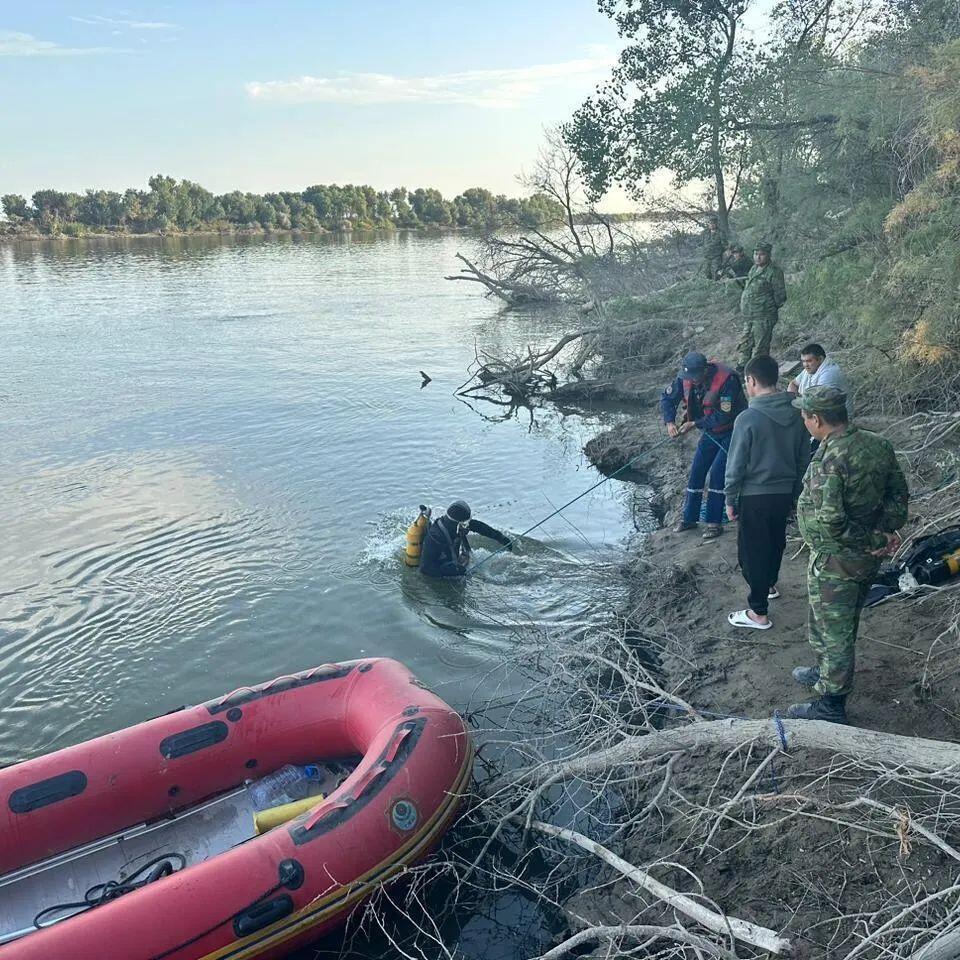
[419,516,511,578]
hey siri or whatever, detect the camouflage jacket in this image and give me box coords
[702,231,726,260]
[798,426,909,569]
[721,252,752,280]
[740,263,787,318]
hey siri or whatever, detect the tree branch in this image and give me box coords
[523,819,794,956]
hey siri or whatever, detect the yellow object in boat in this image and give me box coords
[404,506,431,567]
[253,794,325,835]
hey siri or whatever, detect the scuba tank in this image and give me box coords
[404,506,431,567]
[915,546,960,585]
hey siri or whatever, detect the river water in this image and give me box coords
[0,231,647,955]
[0,234,634,762]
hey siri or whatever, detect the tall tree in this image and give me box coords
[1,194,30,221]
[567,0,758,234]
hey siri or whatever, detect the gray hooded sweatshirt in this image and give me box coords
[724,392,810,502]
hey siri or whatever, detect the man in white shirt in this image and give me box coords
[788,343,848,396]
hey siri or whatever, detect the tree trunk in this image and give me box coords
[711,13,739,237]
[515,718,960,785]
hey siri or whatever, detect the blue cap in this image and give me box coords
[680,351,707,378]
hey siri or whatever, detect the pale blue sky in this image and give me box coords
[0,2,624,201]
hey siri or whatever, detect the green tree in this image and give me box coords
[410,187,452,226]
[567,0,758,235]
[1,194,30,221]
[390,188,420,227]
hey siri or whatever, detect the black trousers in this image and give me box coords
[738,493,793,616]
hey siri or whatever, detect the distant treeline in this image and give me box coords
[0,176,566,237]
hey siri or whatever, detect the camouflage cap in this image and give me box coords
[792,385,848,416]
[754,241,773,254]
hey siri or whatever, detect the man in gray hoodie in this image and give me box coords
[725,355,810,629]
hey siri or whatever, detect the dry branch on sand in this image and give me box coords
[452,618,960,960]
[522,818,793,955]
[511,716,960,784]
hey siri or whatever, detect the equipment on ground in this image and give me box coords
[905,525,960,585]
[867,525,960,605]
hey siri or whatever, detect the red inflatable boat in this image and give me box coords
[0,658,472,959]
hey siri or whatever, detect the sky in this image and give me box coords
[0,2,632,205]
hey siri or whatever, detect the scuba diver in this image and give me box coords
[417,500,513,578]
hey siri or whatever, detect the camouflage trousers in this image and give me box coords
[704,256,722,281]
[737,311,778,367]
[807,553,878,697]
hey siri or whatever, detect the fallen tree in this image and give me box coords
[512,716,960,786]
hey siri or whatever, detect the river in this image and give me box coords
[0,231,648,957]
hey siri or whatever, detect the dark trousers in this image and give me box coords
[738,493,793,616]
[682,433,729,525]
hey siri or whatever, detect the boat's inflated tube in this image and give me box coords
[0,658,472,960]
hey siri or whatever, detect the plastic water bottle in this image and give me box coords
[247,764,323,810]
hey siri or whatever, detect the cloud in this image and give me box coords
[0,30,117,56]
[245,55,615,110]
[70,15,178,30]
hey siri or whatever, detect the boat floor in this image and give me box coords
[0,785,262,946]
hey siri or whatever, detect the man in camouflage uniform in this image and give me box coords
[788,387,909,723]
[721,243,752,290]
[738,242,787,367]
[702,217,726,281]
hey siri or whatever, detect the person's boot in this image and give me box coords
[791,665,820,687]
[701,523,723,540]
[674,520,698,533]
[786,694,848,724]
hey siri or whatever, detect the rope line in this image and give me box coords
[469,432,679,576]
[773,709,789,750]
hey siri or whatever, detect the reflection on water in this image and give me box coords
[0,232,651,955]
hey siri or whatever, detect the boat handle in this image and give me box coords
[233,895,294,938]
[215,665,341,709]
[215,686,257,710]
[301,724,415,831]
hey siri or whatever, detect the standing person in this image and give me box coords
[419,500,513,578]
[787,343,848,395]
[660,351,746,540]
[789,344,849,454]
[788,387,909,723]
[701,217,726,281]
[721,244,752,289]
[724,356,810,630]
[738,242,787,368]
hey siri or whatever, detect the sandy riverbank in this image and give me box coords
[531,284,960,958]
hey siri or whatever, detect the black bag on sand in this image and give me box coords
[865,525,960,606]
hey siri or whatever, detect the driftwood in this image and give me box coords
[514,718,960,787]
[444,252,554,306]
[913,926,960,959]
[533,923,739,960]
[525,819,793,955]
[457,328,598,399]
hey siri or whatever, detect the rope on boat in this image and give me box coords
[34,853,187,930]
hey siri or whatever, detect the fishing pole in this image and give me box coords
[469,431,680,575]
